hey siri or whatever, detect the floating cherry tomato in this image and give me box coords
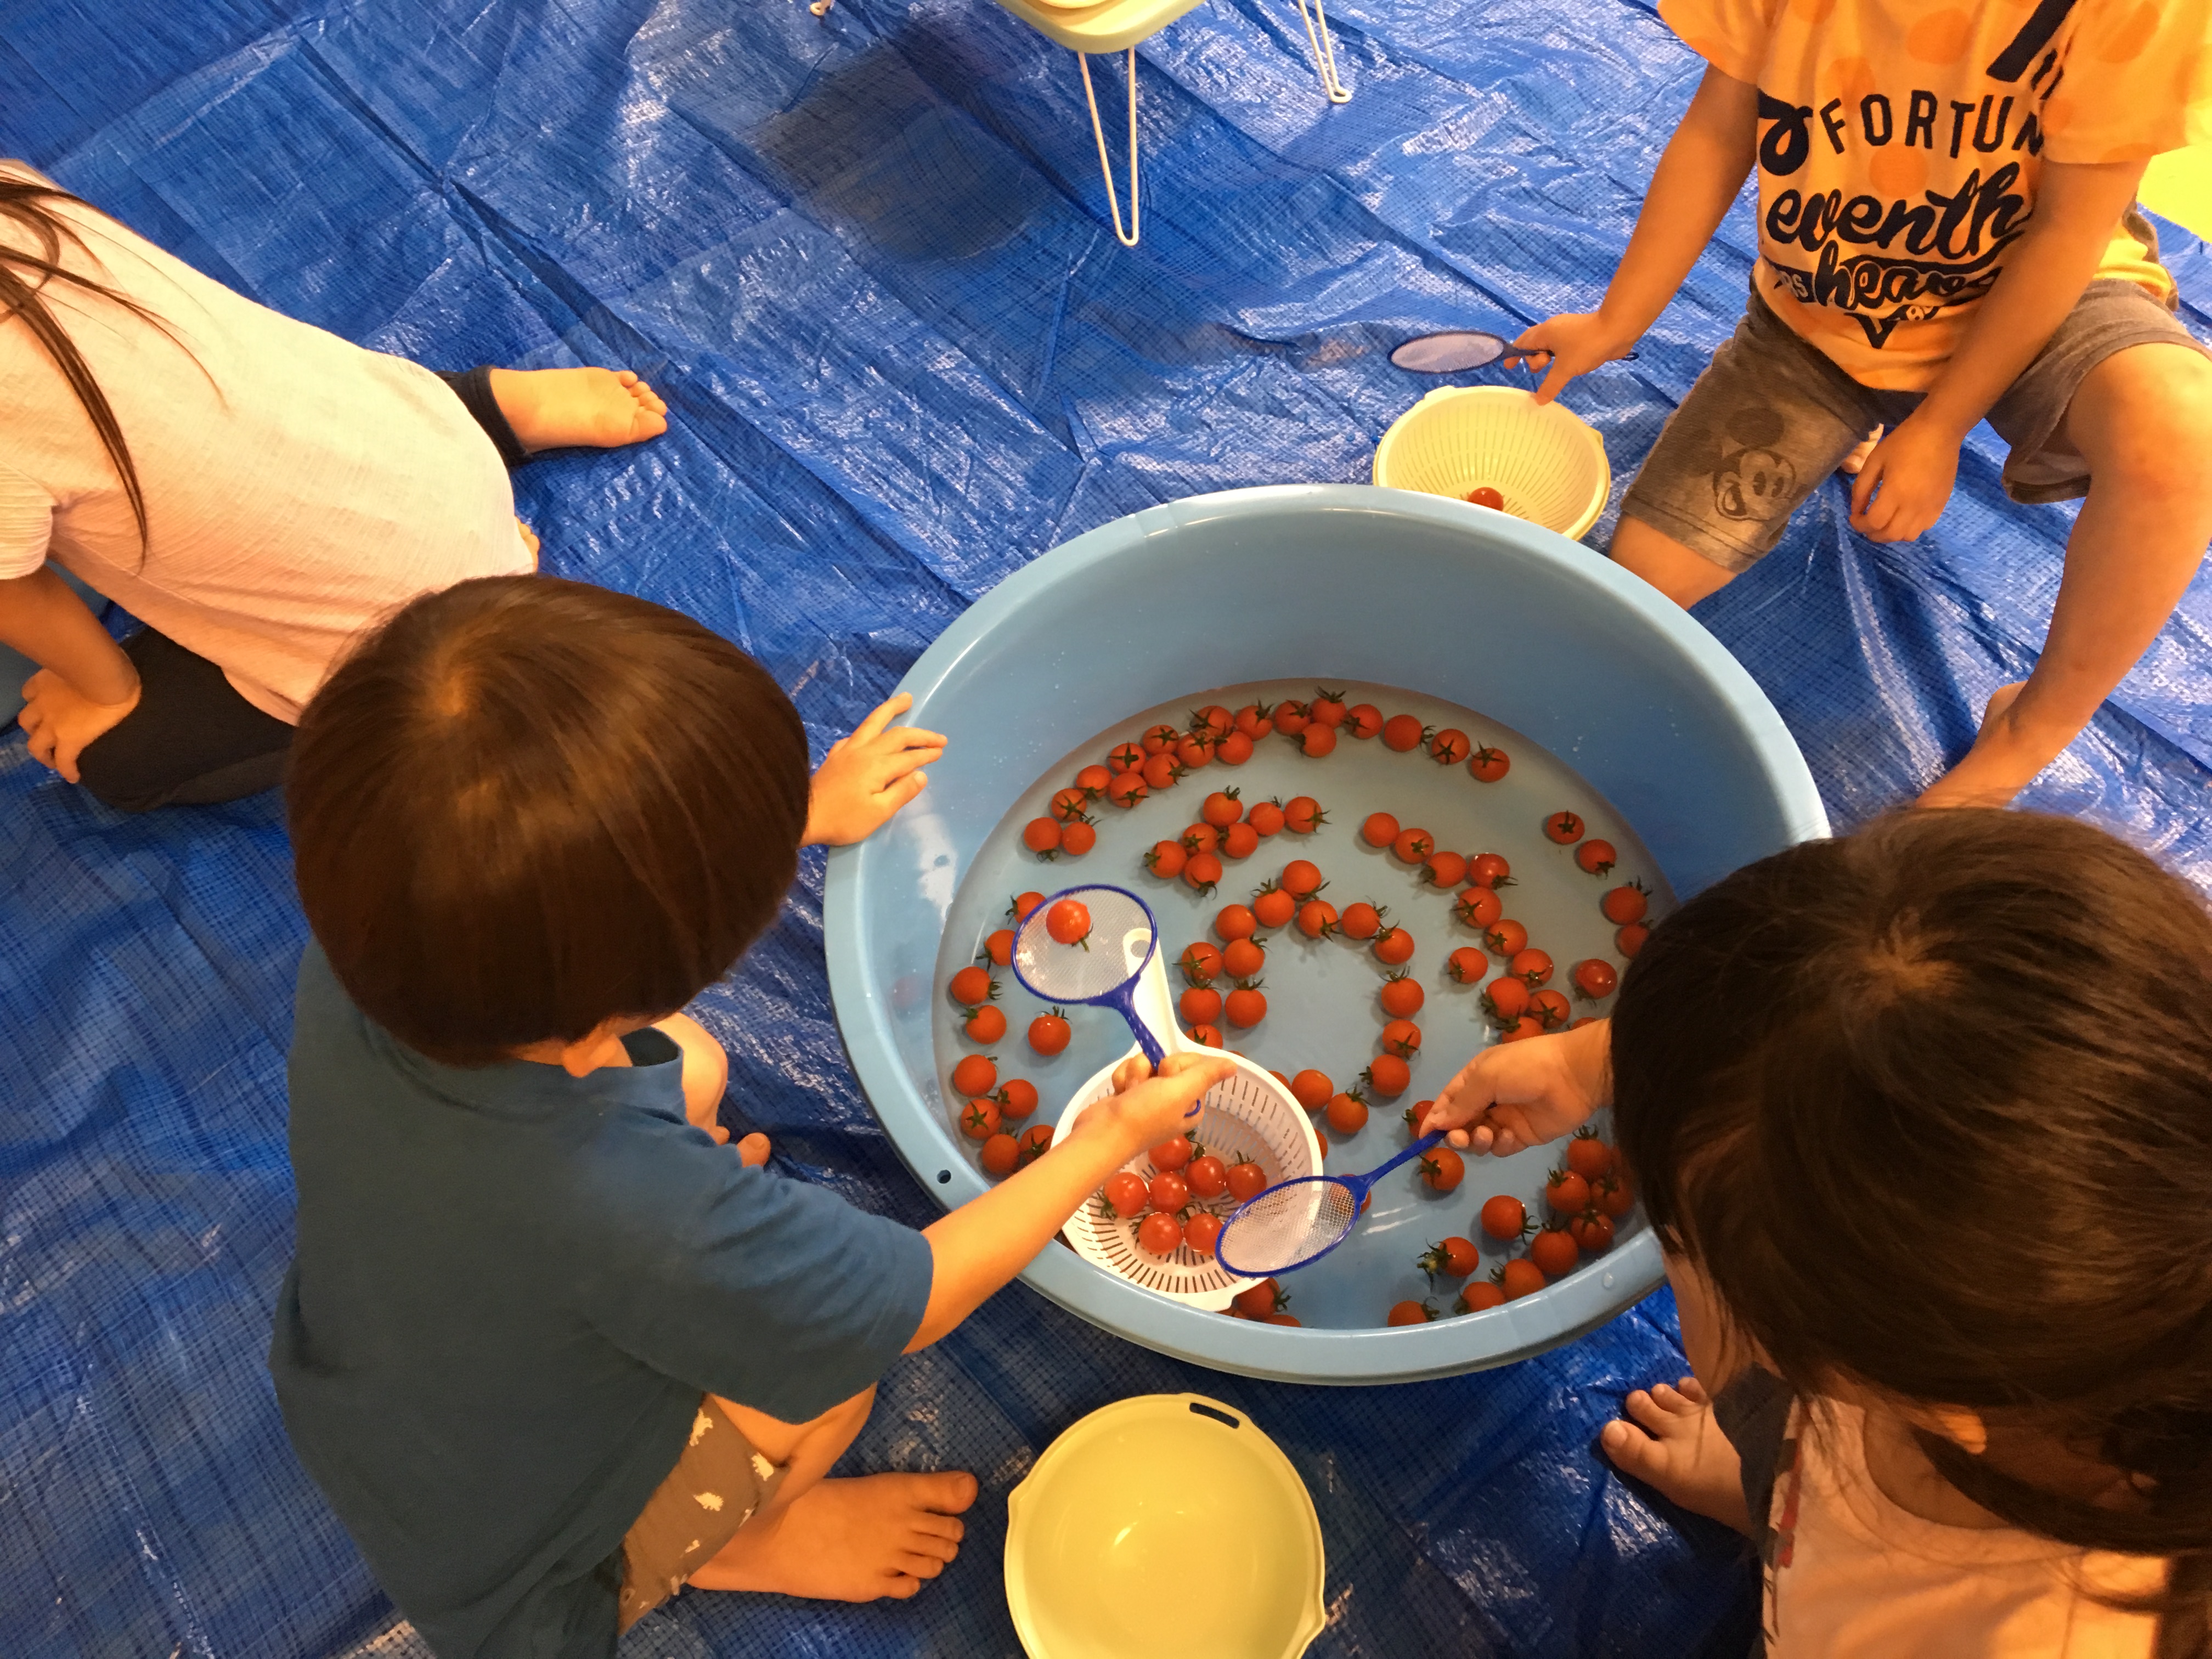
[1215,904,1257,942]
[1570,1211,1615,1252]
[1501,1014,1545,1042]
[984,928,1014,966]
[949,965,996,1006]
[1234,703,1275,740]
[1187,1023,1224,1048]
[1010,891,1045,922]
[1325,1091,1369,1134]
[964,1004,1006,1043]
[1224,983,1267,1027]
[1340,901,1384,940]
[1429,728,1470,765]
[1509,948,1554,988]
[1202,789,1244,827]
[1220,821,1259,859]
[1075,764,1113,796]
[1461,1280,1506,1312]
[1187,1154,1228,1199]
[1447,946,1487,984]
[981,1132,1020,1177]
[1180,986,1223,1026]
[1379,974,1424,1018]
[1345,703,1383,738]
[1183,851,1223,894]
[1566,1130,1613,1181]
[1018,1124,1054,1165]
[1425,851,1468,889]
[1028,1009,1070,1054]
[1602,882,1650,925]
[1180,942,1223,985]
[1226,1161,1267,1202]
[1468,746,1510,782]
[1479,1194,1528,1241]
[1272,701,1311,736]
[1290,1069,1333,1110]
[1104,1170,1149,1217]
[1421,1236,1480,1278]
[1137,1211,1184,1256]
[1387,1300,1435,1326]
[1528,989,1571,1029]
[1184,1212,1223,1257]
[1483,918,1529,957]
[997,1079,1039,1119]
[1141,723,1180,754]
[1381,1018,1421,1055]
[1528,1226,1578,1279]
[1466,486,1504,509]
[951,1054,998,1097]
[1149,1137,1195,1177]
[1455,888,1502,930]
[1046,898,1091,945]
[1059,821,1096,857]
[1141,751,1182,792]
[1221,938,1265,979]
[1576,839,1617,876]
[1598,1172,1634,1218]
[1175,734,1214,771]
[1216,730,1254,765]
[1144,840,1186,879]
[1051,786,1092,823]
[1365,1054,1409,1097]
[1373,927,1416,966]
[1190,704,1233,741]
[1382,713,1427,752]
[1280,859,1323,899]
[1617,921,1650,958]
[1308,690,1347,727]
[1251,884,1296,929]
[1362,811,1400,848]
[1107,771,1148,809]
[1245,799,1286,837]
[1547,1168,1590,1214]
[1499,1259,1545,1299]
[1022,817,1062,854]
[960,1098,1002,1140]
[1182,822,1220,855]
[1107,741,1144,773]
[1467,852,1512,888]
[1572,958,1618,1000]
[1390,826,1435,864]
[1543,810,1585,844]
[1296,899,1339,939]
[1231,1277,1285,1318]
[1301,725,1338,758]
[1282,796,1325,834]
[1418,1146,1464,1192]
[1483,977,1531,1023]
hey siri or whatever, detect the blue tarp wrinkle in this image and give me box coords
[4,0,2205,1653]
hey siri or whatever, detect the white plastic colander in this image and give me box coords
[1372,385,1612,539]
[1047,922,1321,1310]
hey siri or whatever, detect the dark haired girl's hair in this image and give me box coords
[1,178,181,555]
[1611,809,2212,1654]
[288,576,813,1066]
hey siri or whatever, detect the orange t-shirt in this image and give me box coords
[1764,1400,2166,1657]
[1658,0,2212,389]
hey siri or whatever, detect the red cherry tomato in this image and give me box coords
[1231,1277,1284,1317]
[1221,938,1265,979]
[1300,724,1338,758]
[1289,1069,1333,1110]
[1429,728,1470,765]
[1446,946,1487,984]
[1137,1211,1184,1256]
[1145,839,1187,878]
[984,928,1014,966]
[1180,986,1223,1026]
[1183,851,1224,894]
[1418,1145,1464,1192]
[1220,821,1259,859]
[1046,899,1091,945]
[1361,811,1400,848]
[951,1054,998,1097]
[1296,899,1339,939]
[960,1098,1002,1140]
[1530,1227,1579,1279]
[1325,1091,1369,1134]
[1461,1280,1506,1312]
[1617,921,1650,958]
[1202,789,1244,827]
[1187,1154,1228,1199]
[1023,817,1063,854]
[1249,887,1294,932]
[1027,1011,1070,1054]
[1075,764,1113,795]
[964,1004,1007,1043]
[1234,703,1276,740]
[1379,974,1424,1018]
[1217,730,1254,766]
[949,965,996,1006]
[1226,1161,1268,1202]
[1543,810,1585,844]
[1602,883,1651,924]
[1141,751,1181,791]
[1502,1014,1545,1042]
[1570,1211,1615,1252]
[1365,1054,1409,1097]
[1547,1169,1590,1213]
[1572,958,1618,1000]
[1104,1170,1148,1216]
[1509,948,1554,988]
[1380,1018,1421,1055]
[1479,1194,1528,1241]
[1149,1134,1195,1173]
[1224,984,1268,1027]
[1051,786,1092,823]
[1528,989,1571,1030]
[1215,904,1257,942]
[1184,1212,1223,1257]
[1387,1300,1435,1326]
[1483,918,1528,958]
[1187,1023,1224,1048]
[1576,838,1618,876]
[1280,859,1322,898]
[1245,799,1286,837]
[1423,1235,1480,1277]
[1390,826,1434,864]
[1149,1171,1190,1212]
[1339,901,1383,940]
[1282,795,1325,834]
[1345,703,1383,739]
[1465,486,1504,509]
[981,1132,1020,1177]
[1455,887,1503,930]
[1010,891,1045,922]
[1381,713,1427,752]
[1140,723,1180,754]
[1373,927,1415,966]
[1468,746,1510,783]
[1272,701,1311,736]
[1599,1173,1635,1218]
[997,1079,1040,1119]
[1182,822,1220,855]
[1059,822,1097,857]
[1175,735,1214,771]
[1499,1259,1545,1300]
[1467,852,1512,888]
[1107,742,1144,773]
[1483,976,1531,1023]
[1566,1130,1614,1181]
[1017,1124,1054,1165]
[1107,771,1148,809]
[1308,690,1347,727]
[1190,704,1233,741]
[1425,851,1468,889]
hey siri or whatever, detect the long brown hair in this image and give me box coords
[1,178,178,554]
[288,575,813,1067]
[1612,810,2212,1655]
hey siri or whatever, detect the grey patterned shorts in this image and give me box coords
[616,1397,789,1633]
[1620,261,2209,575]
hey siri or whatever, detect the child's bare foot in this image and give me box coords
[687,1472,978,1601]
[486,366,668,452]
[1838,425,1883,476]
[736,1131,770,1168]
[1599,1376,1752,1533]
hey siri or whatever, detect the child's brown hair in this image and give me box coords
[1612,809,2212,1653]
[289,575,810,1066]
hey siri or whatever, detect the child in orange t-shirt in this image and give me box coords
[1423,809,2212,1657]
[1513,1,2212,807]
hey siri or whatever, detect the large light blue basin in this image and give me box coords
[823,484,1827,1384]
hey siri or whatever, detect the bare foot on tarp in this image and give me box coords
[488,366,669,452]
[687,1472,978,1601]
[1838,425,1883,476]
[1600,1376,1753,1534]
[735,1132,770,1167]
[1917,681,2039,809]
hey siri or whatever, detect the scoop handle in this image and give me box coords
[1345,1130,1445,1198]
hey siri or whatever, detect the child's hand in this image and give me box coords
[1082,1051,1237,1154]
[1848,414,1961,542]
[1504,313,1637,405]
[18,667,140,783]
[1422,1020,1611,1156]
[802,693,947,847]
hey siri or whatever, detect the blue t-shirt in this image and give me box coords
[269,945,934,1659]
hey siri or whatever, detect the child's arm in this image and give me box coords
[904,1051,1235,1351]
[1508,65,1760,404]
[2,567,140,781]
[1419,1018,1611,1157]
[1847,157,2152,543]
[803,692,946,847]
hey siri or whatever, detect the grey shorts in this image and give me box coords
[1620,268,2210,575]
[615,1396,789,1633]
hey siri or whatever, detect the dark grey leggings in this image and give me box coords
[74,367,526,813]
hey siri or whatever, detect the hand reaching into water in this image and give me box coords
[803,693,947,846]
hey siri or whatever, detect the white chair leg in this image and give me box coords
[1078,49,1141,248]
[1294,0,1352,103]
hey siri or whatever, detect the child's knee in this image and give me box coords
[655,1013,730,1129]
[2087,349,2212,506]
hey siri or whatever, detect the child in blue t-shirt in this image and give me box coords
[269,574,1231,1659]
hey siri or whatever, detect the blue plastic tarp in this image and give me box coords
[3,0,2208,1655]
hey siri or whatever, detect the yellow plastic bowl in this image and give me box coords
[1372,385,1612,539]
[1006,1395,1327,1659]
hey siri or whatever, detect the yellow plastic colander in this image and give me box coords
[1006,1394,1327,1659]
[1372,385,1612,539]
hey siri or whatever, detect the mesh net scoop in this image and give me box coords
[1011,884,1167,1062]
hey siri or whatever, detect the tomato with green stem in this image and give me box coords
[1483,918,1528,957]
[1027,1009,1070,1054]
[1373,927,1416,967]
[1074,764,1112,796]
[1182,822,1220,855]
[1296,899,1339,940]
[996,1079,1039,1119]
[949,965,996,1007]
[1420,1236,1480,1278]
[1447,946,1487,984]
[1364,1055,1409,1097]
[1425,851,1468,889]
[1221,938,1265,979]
[1022,817,1062,855]
[1570,1211,1615,1252]
[1566,1128,1613,1181]
[1479,1193,1530,1241]
[1182,851,1223,895]
[1233,704,1275,740]
[1544,809,1585,845]
[1107,741,1143,773]
[1220,821,1259,859]
[1572,958,1618,1000]
[1345,703,1382,739]
[1547,1167,1589,1213]
[1141,723,1180,755]
[1017,1124,1054,1165]
[1340,901,1384,940]
[1390,826,1435,864]
[1201,789,1243,827]
[1272,701,1311,736]
[983,928,1014,967]
[1145,840,1187,878]
[1046,899,1091,946]
[1107,771,1148,809]
[1224,981,1267,1027]
[1419,1145,1465,1192]
[1429,728,1471,765]
[1509,947,1554,988]
[951,1054,997,1097]
[1282,796,1326,834]
[1528,989,1571,1030]
[1308,689,1347,727]
[1281,859,1323,898]
[960,1098,1002,1141]
[1179,986,1223,1026]
[964,1004,1006,1043]
[1103,1170,1148,1217]
[1576,838,1618,876]
[1498,1259,1545,1300]
[1387,1300,1437,1326]
[1460,1280,1506,1312]
[1602,882,1651,924]
[1140,752,1181,791]
[1467,852,1512,888]
[1226,1161,1267,1203]
[1379,973,1424,1018]
[1187,1023,1224,1048]
[1051,787,1091,823]
[1380,1018,1421,1056]
[1382,713,1430,752]
[1455,887,1502,930]
[1482,977,1530,1024]
[1290,1069,1333,1110]
[1530,1225,1578,1279]
[1325,1090,1369,1135]
[1468,746,1510,782]
[980,1132,1019,1177]
[1180,942,1223,985]
[1251,883,1295,930]
[1245,799,1286,837]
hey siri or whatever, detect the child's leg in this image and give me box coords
[1920,341,2212,806]
[1601,1254,1758,1533]
[689,1388,978,1601]
[67,628,294,811]
[650,1012,773,1164]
